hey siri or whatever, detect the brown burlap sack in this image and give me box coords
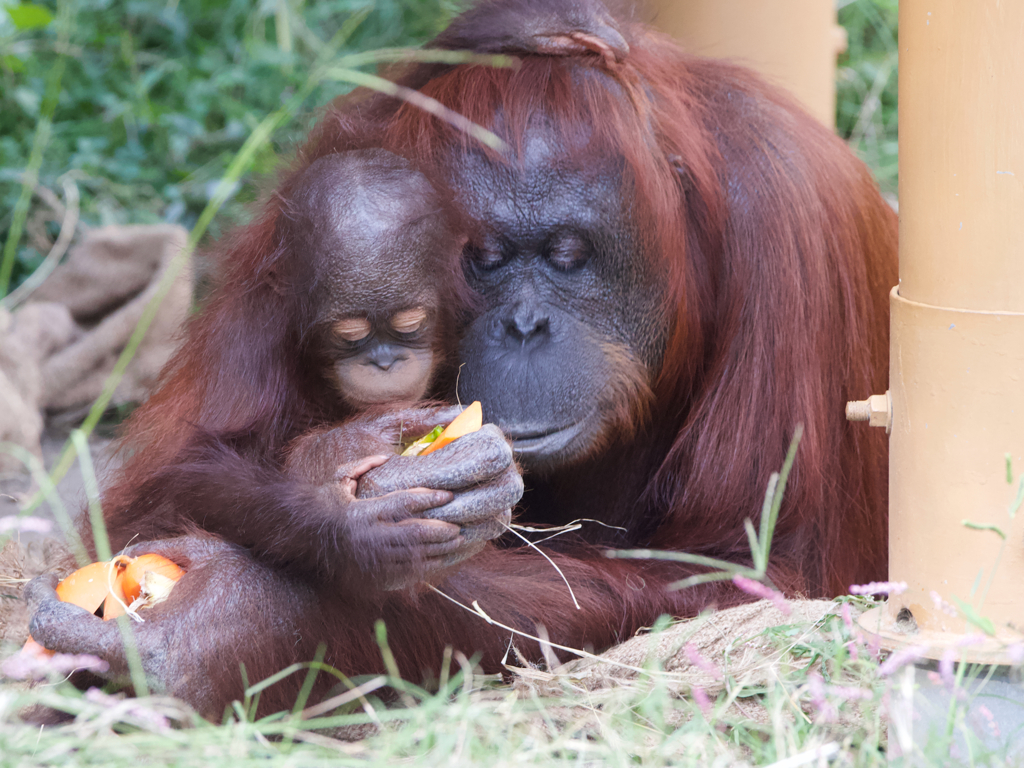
[508,599,849,730]
[31,224,188,323]
[553,599,836,693]
[0,538,72,650]
[32,224,192,412]
[0,224,191,467]
[0,304,78,471]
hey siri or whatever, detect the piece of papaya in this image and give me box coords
[420,401,483,456]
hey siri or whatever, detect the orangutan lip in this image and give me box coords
[504,415,593,456]
[504,424,574,441]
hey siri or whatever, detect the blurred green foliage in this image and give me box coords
[836,0,899,197]
[0,0,458,290]
[0,0,900,295]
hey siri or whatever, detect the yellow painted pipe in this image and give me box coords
[643,0,845,127]
[862,0,1024,649]
[899,3,1024,313]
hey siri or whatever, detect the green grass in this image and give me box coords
[6,438,1024,766]
[3,596,1022,766]
[0,598,887,767]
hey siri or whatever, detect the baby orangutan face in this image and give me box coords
[279,149,465,411]
[325,304,438,408]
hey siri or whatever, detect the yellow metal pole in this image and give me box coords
[644,0,844,127]
[869,0,1024,653]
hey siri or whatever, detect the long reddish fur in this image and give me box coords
[93,5,895,711]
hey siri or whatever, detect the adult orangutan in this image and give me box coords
[26,0,896,720]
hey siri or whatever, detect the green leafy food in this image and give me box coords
[401,425,444,457]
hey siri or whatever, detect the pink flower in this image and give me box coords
[938,649,956,690]
[806,672,836,722]
[0,515,53,534]
[829,684,873,703]
[866,633,882,661]
[732,575,791,615]
[1,649,109,681]
[806,671,871,722]
[690,685,712,718]
[877,645,928,677]
[1006,643,1024,665]
[684,642,722,680]
[83,688,171,732]
[931,637,984,699]
[845,640,860,661]
[850,581,908,596]
[976,704,1000,738]
[840,603,854,631]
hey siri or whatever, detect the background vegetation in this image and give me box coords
[0,0,459,294]
[0,0,899,297]
[836,0,899,199]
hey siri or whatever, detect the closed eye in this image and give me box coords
[391,307,427,334]
[465,243,505,272]
[545,236,591,271]
[334,317,371,342]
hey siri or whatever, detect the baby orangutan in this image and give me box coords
[23,149,521,723]
[274,149,515,589]
[276,148,469,410]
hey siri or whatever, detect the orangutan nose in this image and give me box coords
[505,302,550,344]
[367,346,407,371]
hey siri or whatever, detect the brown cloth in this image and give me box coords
[0,225,191,470]
[0,303,77,470]
[0,538,71,650]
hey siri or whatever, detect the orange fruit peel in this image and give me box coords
[22,552,185,655]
